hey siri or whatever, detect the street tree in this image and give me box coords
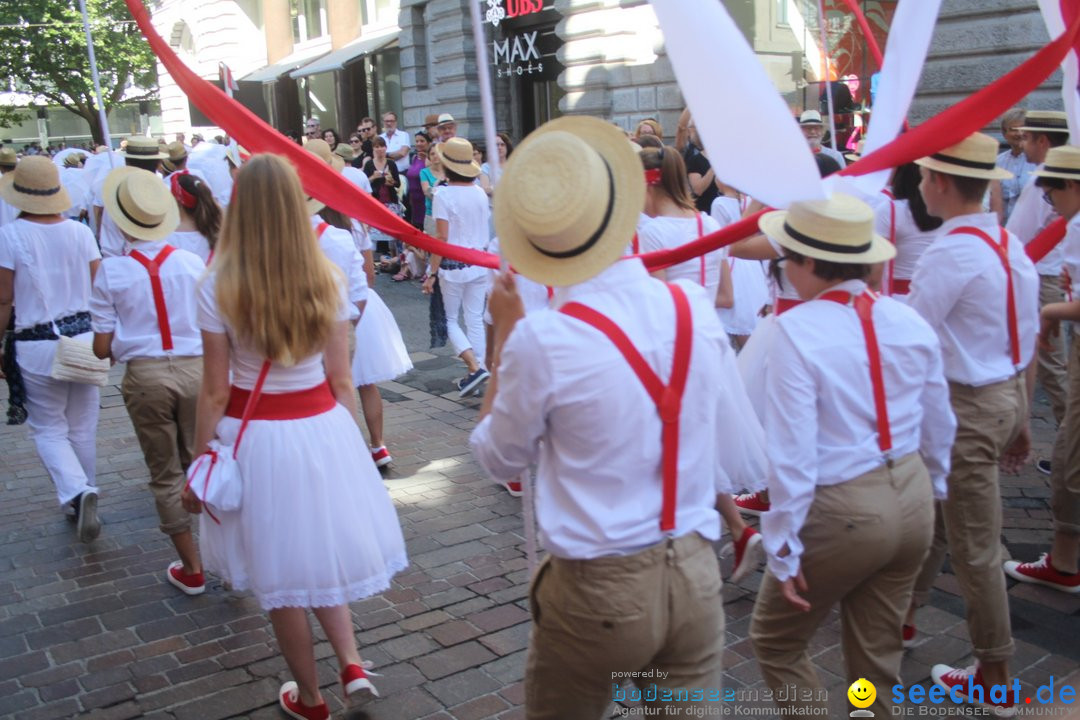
[0,0,157,144]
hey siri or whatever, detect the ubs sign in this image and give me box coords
[486,0,546,27]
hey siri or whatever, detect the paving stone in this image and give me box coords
[425,667,502,706]
[413,642,498,680]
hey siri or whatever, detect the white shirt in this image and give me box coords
[470,259,767,560]
[1064,213,1080,300]
[710,196,741,228]
[762,280,956,581]
[638,214,724,302]
[908,212,1039,386]
[1006,167,1063,276]
[89,240,204,362]
[997,149,1036,223]
[891,199,937,281]
[168,230,212,264]
[0,218,101,375]
[432,184,490,283]
[380,130,411,173]
[93,180,127,258]
[197,272,350,393]
[0,197,17,227]
[342,165,372,194]
[310,216,367,319]
[59,167,92,220]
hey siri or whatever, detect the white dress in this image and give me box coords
[711,197,769,336]
[350,220,413,385]
[196,277,408,610]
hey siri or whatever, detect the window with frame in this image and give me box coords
[777,0,790,26]
[359,0,399,27]
[291,0,328,44]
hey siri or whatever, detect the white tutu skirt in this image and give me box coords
[732,314,778,494]
[199,404,408,610]
[353,289,413,386]
[717,259,769,336]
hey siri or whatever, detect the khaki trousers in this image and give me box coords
[1037,274,1068,424]
[525,533,724,720]
[750,453,933,718]
[120,356,201,536]
[1050,336,1080,534]
[912,374,1025,663]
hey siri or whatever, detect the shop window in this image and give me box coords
[359,0,399,27]
[291,0,327,44]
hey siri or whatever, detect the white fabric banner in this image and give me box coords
[1037,0,1080,138]
[650,0,824,207]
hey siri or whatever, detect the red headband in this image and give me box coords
[170,170,197,209]
[644,168,662,186]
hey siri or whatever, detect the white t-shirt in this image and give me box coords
[380,130,411,173]
[0,197,17,228]
[168,230,212,264]
[432,184,490,283]
[891,199,937,281]
[638,213,724,301]
[0,218,101,374]
[93,180,127,258]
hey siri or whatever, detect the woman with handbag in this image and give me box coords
[89,167,207,596]
[364,136,403,262]
[0,156,104,543]
[182,154,407,718]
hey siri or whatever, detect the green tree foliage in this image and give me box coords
[0,107,26,130]
[0,0,157,143]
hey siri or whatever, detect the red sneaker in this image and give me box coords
[902,624,917,648]
[503,480,523,497]
[930,665,1017,717]
[166,561,205,596]
[1004,553,1080,594]
[726,527,763,582]
[279,681,329,720]
[341,663,379,707]
[371,446,392,468]
[733,491,770,516]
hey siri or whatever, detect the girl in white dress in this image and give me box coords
[711,192,769,348]
[167,171,221,264]
[182,155,407,718]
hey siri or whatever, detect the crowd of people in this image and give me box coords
[0,99,1076,720]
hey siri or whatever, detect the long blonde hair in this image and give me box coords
[213,154,341,364]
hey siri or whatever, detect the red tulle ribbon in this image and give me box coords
[644,168,663,186]
[170,171,197,209]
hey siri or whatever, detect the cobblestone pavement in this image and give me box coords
[0,278,1077,719]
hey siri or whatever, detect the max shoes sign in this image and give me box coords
[493,30,541,75]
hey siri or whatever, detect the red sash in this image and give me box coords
[949,226,1021,366]
[821,289,893,456]
[226,380,336,421]
[129,245,176,351]
[560,284,693,532]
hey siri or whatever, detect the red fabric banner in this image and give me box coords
[1026,216,1068,264]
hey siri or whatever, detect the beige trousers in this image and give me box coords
[750,452,934,718]
[120,356,201,536]
[1050,336,1080,534]
[525,533,725,720]
[1038,274,1068,424]
[912,374,1025,663]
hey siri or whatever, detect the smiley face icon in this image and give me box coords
[848,678,876,709]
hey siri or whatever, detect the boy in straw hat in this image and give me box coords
[1006,110,1070,434]
[747,193,955,718]
[905,131,1039,714]
[1002,145,1080,594]
[470,116,766,718]
[89,167,208,595]
[0,156,103,542]
[93,135,168,258]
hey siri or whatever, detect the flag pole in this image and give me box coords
[78,0,115,152]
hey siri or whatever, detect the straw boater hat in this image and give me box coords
[1032,145,1080,181]
[123,135,168,161]
[758,193,895,265]
[915,132,1013,180]
[0,156,71,214]
[494,115,645,287]
[63,153,86,168]
[166,141,188,163]
[437,113,456,127]
[102,167,179,242]
[0,148,18,169]
[799,110,824,126]
[437,137,481,178]
[1018,110,1069,134]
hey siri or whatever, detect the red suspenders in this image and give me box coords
[559,284,693,532]
[128,245,177,351]
[820,289,893,456]
[948,226,1022,366]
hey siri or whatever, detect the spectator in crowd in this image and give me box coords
[380,112,411,174]
[995,108,1036,224]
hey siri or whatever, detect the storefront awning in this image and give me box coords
[241,44,332,84]
[289,30,399,79]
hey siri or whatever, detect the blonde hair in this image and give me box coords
[635,118,663,140]
[213,154,341,364]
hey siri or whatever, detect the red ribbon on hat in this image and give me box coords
[170,171,197,210]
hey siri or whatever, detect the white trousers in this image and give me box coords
[22,371,99,505]
[440,275,487,365]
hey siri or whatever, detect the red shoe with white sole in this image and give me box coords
[341,663,379,706]
[930,664,1017,717]
[1003,553,1080,594]
[166,561,205,596]
[503,480,523,497]
[371,446,392,468]
[902,623,917,648]
[725,527,763,582]
[278,681,329,720]
[733,491,770,516]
